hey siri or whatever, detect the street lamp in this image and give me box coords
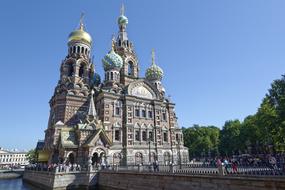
[147,138,151,163]
[177,138,181,169]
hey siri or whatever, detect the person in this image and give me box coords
[232,160,238,173]
[223,158,229,174]
[155,160,159,172]
[216,158,223,175]
[269,155,277,170]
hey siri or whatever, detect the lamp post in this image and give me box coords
[147,138,151,163]
[177,138,181,169]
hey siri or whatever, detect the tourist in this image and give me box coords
[232,161,238,174]
[223,158,229,174]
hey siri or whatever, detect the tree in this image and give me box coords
[26,149,37,164]
[183,125,220,159]
[219,120,241,156]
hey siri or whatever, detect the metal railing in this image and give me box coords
[103,163,285,176]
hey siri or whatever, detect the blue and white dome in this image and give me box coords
[102,49,123,71]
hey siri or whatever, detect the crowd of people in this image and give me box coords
[202,153,285,174]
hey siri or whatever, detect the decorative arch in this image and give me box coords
[113,152,122,165]
[163,151,171,165]
[127,80,159,100]
[135,152,143,165]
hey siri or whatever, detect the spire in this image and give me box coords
[79,12,85,31]
[87,90,97,117]
[151,49,156,66]
[120,3,125,15]
[111,35,116,51]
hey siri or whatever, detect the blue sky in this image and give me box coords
[0,0,285,150]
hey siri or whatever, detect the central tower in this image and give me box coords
[115,5,139,86]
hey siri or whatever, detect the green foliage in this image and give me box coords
[183,125,220,158]
[183,74,285,157]
[26,149,37,164]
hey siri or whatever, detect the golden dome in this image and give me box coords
[68,16,92,45]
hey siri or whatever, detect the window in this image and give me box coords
[77,46,80,53]
[111,72,114,80]
[162,112,167,121]
[148,111,153,118]
[128,61,134,76]
[107,72,110,80]
[149,131,153,141]
[142,131,147,141]
[163,132,168,142]
[115,107,120,115]
[176,134,179,142]
[142,110,146,117]
[79,64,84,77]
[135,109,140,117]
[68,64,74,77]
[135,130,140,141]
[115,130,120,141]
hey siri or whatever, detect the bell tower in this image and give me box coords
[48,15,95,127]
[114,5,139,86]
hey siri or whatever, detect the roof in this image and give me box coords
[36,140,45,151]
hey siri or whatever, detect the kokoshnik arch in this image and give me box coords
[39,5,189,166]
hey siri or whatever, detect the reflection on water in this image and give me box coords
[0,178,34,190]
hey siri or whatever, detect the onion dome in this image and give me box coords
[118,4,128,25]
[118,15,128,25]
[68,15,92,45]
[93,73,101,86]
[102,40,123,71]
[145,49,164,81]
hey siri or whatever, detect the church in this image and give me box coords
[40,6,189,166]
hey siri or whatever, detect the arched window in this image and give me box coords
[73,46,76,53]
[164,152,170,165]
[111,72,114,80]
[79,63,84,77]
[107,72,110,80]
[81,47,84,54]
[85,48,88,55]
[68,64,74,77]
[77,46,80,53]
[135,152,143,165]
[68,153,75,165]
[128,61,134,76]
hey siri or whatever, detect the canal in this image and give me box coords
[0,178,35,190]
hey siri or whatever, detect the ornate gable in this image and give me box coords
[127,79,160,100]
[83,129,112,148]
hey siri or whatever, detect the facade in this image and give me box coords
[0,148,28,168]
[41,7,188,167]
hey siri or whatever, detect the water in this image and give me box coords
[0,178,34,190]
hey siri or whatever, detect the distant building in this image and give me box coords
[40,6,189,166]
[0,148,29,168]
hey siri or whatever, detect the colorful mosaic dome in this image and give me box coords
[102,49,123,71]
[145,64,164,81]
[93,73,101,86]
[118,15,128,25]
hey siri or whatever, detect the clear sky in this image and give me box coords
[0,0,285,150]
